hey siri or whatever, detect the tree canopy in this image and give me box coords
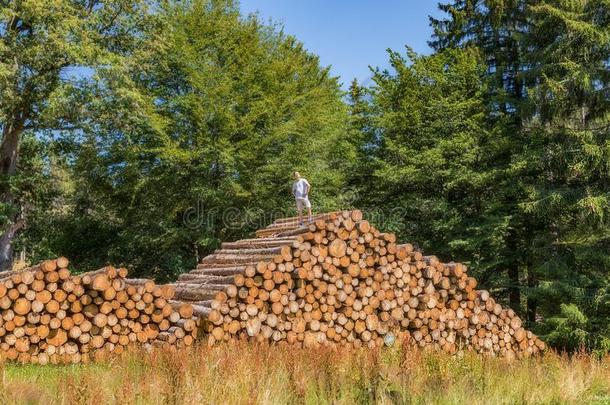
[17,0,353,280]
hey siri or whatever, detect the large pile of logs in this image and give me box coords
[174,210,545,359]
[0,258,197,364]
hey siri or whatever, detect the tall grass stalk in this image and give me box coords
[0,343,608,404]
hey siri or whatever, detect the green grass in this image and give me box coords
[0,343,609,404]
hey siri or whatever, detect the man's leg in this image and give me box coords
[297,201,303,224]
[307,206,312,222]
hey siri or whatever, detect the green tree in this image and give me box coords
[418,0,610,350]
[355,47,518,292]
[430,0,530,311]
[519,0,610,348]
[345,78,379,208]
[24,0,354,280]
[0,0,153,269]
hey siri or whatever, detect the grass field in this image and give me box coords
[0,343,609,404]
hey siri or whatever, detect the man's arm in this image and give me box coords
[304,180,311,196]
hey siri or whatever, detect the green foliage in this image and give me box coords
[350,47,518,293]
[543,303,590,352]
[0,0,156,268]
[0,0,155,168]
[362,0,610,353]
[519,0,610,352]
[10,135,61,261]
[21,0,353,279]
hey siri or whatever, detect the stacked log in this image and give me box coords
[0,258,197,364]
[175,210,545,358]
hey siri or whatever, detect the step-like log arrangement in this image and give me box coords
[0,258,198,364]
[175,210,545,358]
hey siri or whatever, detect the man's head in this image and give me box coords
[293,171,301,180]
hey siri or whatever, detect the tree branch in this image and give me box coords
[9,218,24,235]
[99,4,125,35]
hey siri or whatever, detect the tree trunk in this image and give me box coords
[507,265,520,313]
[0,117,24,270]
[0,120,22,178]
[526,263,537,324]
[0,219,24,270]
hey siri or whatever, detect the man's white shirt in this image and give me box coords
[292,178,310,198]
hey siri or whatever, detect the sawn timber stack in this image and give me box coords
[173,210,545,358]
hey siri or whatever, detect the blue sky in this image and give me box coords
[240,1,444,88]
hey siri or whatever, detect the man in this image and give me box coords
[292,171,312,224]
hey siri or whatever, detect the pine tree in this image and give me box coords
[356,47,518,291]
[430,0,531,312]
[426,0,610,350]
[345,78,379,209]
[519,0,610,350]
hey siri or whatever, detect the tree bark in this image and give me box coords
[0,219,24,269]
[507,265,520,313]
[526,263,537,324]
[0,115,25,270]
[0,120,22,178]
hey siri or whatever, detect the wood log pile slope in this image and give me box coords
[174,210,545,359]
[0,258,197,364]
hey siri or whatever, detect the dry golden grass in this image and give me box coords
[0,342,609,404]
